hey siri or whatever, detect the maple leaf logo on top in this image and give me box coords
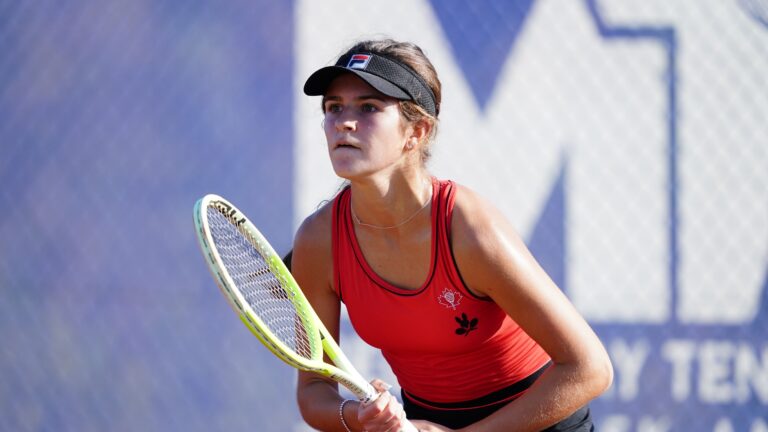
[437,287,463,310]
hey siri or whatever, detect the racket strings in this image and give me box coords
[207,208,315,360]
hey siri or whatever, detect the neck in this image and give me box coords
[349,173,433,230]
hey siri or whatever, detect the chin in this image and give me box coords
[330,155,361,176]
[330,162,374,181]
[330,162,358,180]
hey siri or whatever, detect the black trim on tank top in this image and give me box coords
[402,361,552,410]
[438,181,493,302]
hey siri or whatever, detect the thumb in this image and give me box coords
[369,378,393,393]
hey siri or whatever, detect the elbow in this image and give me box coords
[587,349,614,398]
[552,348,614,401]
[295,384,312,426]
[296,398,323,431]
[296,388,318,428]
[562,346,614,400]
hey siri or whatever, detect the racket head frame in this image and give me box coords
[194,194,377,402]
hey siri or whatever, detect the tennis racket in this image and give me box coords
[194,194,417,431]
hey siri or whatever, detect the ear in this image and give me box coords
[407,120,430,149]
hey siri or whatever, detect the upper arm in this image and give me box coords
[290,205,342,387]
[450,186,609,367]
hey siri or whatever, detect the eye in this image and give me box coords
[324,103,342,113]
[361,103,378,113]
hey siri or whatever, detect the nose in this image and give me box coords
[334,111,357,132]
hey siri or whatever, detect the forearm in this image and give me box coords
[298,378,363,432]
[460,361,611,432]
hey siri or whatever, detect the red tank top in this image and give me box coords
[332,178,550,403]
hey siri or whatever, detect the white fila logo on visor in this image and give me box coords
[347,54,372,69]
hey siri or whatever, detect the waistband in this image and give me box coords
[402,361,552,411]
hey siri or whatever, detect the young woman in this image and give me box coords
[291,39,613,432]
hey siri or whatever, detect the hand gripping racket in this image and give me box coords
[194,194,417,431]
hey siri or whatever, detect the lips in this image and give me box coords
[334,140,360,149]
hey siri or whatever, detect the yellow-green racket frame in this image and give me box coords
[194,194,377,402]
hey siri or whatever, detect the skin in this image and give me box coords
[293,73,613,431]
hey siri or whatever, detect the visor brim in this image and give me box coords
[303,66,410,100]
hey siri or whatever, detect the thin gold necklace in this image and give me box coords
[351,186,433,230]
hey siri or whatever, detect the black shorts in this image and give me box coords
[401,364,593,431]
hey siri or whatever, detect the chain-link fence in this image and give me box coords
[2,1,766,431]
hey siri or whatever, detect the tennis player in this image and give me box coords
[291,38,613,431]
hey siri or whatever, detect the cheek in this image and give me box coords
[372,115,408,147]
[380,129,410,156]
[323,117,335,143]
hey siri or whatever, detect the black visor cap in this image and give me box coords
[303,52,437,117]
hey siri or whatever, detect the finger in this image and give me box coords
[369,378,393,394]
[380,396,407,429]
[360,390,392,418]
[359,392,403,430]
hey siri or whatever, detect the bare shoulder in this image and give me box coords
[294,200,334,254]
[450,183,524,256]
[292,200,335,294]
[449,183,534,297]
[450,183,505,234]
